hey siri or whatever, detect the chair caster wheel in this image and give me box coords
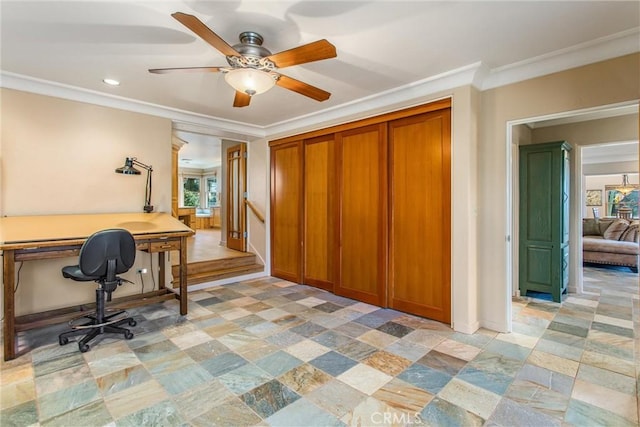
[125,331,134,340]
[59,337,69,346]
[128,319,137,327]
[79,343,90,353]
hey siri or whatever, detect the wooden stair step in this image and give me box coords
[178,263,264,286]
[172,253,257,276]
[171,252,263,286]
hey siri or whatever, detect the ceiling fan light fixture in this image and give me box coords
[224,68,276,96]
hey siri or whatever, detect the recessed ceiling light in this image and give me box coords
[102,78,120,86]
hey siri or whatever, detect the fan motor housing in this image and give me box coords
[230,31,272,59]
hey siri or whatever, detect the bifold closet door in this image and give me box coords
[303,136,336,291]
[270,141,303,283]
[335,124,387,306]
[388,109,451,323]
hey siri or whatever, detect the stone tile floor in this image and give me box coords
[1,265,637,426]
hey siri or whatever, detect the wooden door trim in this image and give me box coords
[269,98,451,147]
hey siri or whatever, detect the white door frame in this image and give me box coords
[504,101,638,329]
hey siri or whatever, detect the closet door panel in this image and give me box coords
[389,109,451,323]
[270,141,303,282]
[304,136,336,291]
[335,124,387,306]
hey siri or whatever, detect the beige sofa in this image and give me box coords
[583,218,639,273]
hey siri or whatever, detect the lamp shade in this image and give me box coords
[115,157,153,212]
[115,158,141,175]
[224,68,276,96]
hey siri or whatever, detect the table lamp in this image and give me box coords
[115,157,154,213]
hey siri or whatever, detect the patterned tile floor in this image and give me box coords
[1,265,637,426]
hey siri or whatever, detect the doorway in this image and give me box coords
[173,130,248,262]
[226,142,247,252]
[506,102,639,329]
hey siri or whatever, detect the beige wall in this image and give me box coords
[449,86,480,333]
[479,53,640,331]
[247,139,269,267]
[1,88,173,315]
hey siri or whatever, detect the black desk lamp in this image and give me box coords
[115,157,154,213]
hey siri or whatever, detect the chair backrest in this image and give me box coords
[618,207,632,219]
[79,229,136,280]
[592,207,600,218]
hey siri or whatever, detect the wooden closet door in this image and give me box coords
[304,136,336,291]
[270,141,303,282]
[389,109,451,323]
[335,124,387,306]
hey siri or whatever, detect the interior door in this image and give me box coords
[304,135,336,291]
[388,109,451,323]
[334,124,388,306]
[226,143,247,251]
[270,141,303,282]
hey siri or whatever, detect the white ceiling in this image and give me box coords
[175,130,221,169]
[2,1,639,134]
[582,141,638,165]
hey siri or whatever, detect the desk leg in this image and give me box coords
[3,250,16,361]
[179,236,187,315]
[158,252,166,290]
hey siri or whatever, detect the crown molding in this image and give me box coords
[0,71,266,140]
[264,62,484,139]
[1,26,637,140]
[268,28,639,137]
[481,28,640,90]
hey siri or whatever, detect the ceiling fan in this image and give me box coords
[149,12,337,108]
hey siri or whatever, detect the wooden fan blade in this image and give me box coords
[172,12,239,57]
[276,74,331,102]
[267,39,336,68]
[233,91,251,108]
[149,66,223,74]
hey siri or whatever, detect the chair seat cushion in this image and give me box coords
[61,265,100,282]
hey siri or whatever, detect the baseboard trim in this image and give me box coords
[480,319,510,334]
[453,320,480,335]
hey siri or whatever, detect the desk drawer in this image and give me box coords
[149,240,181,252]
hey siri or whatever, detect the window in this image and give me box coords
[182,177,200,207]
[206,175,218,207]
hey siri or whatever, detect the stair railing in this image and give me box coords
[245,200,265,223]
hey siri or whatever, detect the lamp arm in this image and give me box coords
[130,158,153,172]
[145,169,152,209]
[129,157,153,212]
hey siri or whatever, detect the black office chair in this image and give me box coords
[58,228,137,352]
